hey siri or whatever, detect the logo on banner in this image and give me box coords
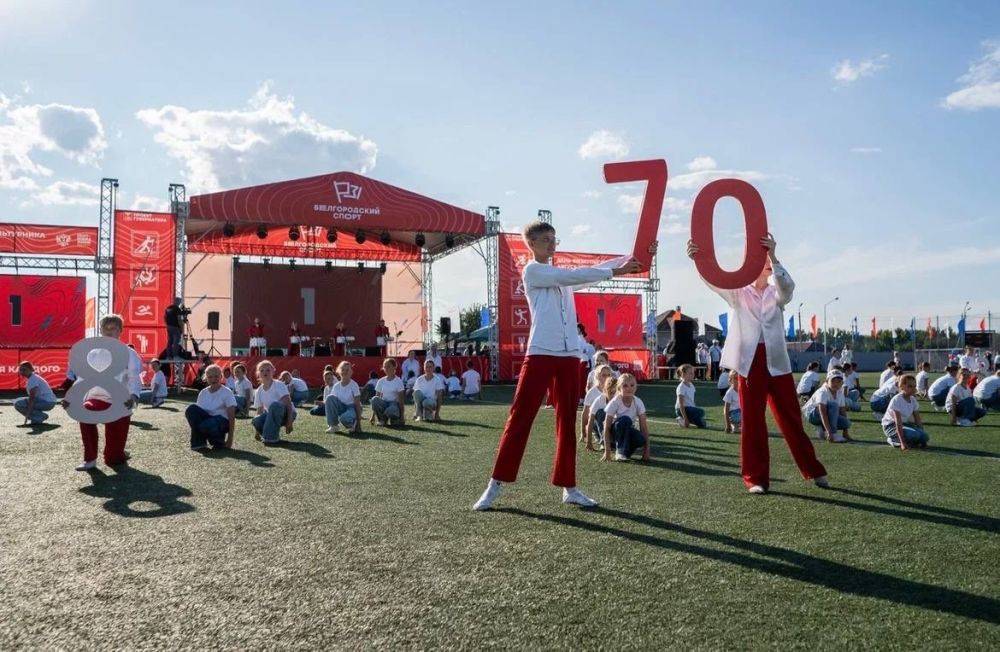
[512,307,529,327]
[334,181,362,203]
[128,329,159,355]
[56,234,71,246]
[133,232,159,256]
[128,297,158,324]
[515,335,528,353]
[78,233,92,246]
[511,279,525,298]
[134,267,158,289]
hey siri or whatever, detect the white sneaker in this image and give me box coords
[325,426,335,433]
[957,418,973,427]
[831,433,847,443]
[675,416,685,427]
[614,451,628,461]
[75,460,96,471]
[562,487,598,507]
[748,485,767,494]
[414,415,422,422]
[814,475,831,488]
[473,480,502,511]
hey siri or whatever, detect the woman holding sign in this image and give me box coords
[687,234,829,494]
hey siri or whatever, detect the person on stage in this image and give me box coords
[375,319,391,356]
[472,221,644,511]
[334,322,348,356]
[686,234,829,494]
[70,314,143,471]
[289,321,302,357]
[164,297,186,359]
[249,317,266,356]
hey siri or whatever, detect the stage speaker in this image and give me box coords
[440,317,451,335]
[410,349,426,357]
[364,346,383,357]
[207,311,220,331]
[671,320,696,366]
[314,344,331,357]
[266,348,285,357]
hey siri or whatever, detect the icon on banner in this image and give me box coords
[78,233,92,245]
[515,254,529,267]
[136,304,153,317]
[130,330,159,355]
[135,267,157,288]
[515,335,528,353]
[56,234,71,246]
[513,308,529,326]
[134,234,157,256]
[333,181,362,202]
[512,279,525,298]
[136,334,150,353]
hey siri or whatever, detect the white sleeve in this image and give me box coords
[523,263,612,289]
[771,262,795,308]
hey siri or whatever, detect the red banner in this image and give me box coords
[0,223,98,256]
[0,275,86,348]
[575,293,643,348]
[0,347,69,390]
[188,225,420,262]
[113,211,176,359]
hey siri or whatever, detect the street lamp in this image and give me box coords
[823,297,839,356]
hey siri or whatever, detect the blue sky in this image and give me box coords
[2,1,998,331]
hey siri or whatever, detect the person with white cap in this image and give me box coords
[803,370,852,442]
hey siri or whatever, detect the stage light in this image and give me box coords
[289,258,296,271]
[356,262,364,274]
[415,232,426,248]
[379,231,391,245]
[355,230,366,244]
[222,222,235,237]
[379,262,387,275]
[263,257,271,270]
[325,260,333,272]
[445,234,455,248]
[326,228,337,243]
[288,225,300,241]
[256,224,268,239]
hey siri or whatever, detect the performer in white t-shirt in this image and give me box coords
[461,361,481,400]
[324,361,363,433]
[881,374,929,449]
[139,359,168,407]
[14,362,57,425]
[601,373,649,462]
[229,363,254,416]
[802,371,851,442]
[252,360,295,444]
[580,364,613,447]
[371,358,406,426]
[400,351,422,382]
[413,359,446,421]
[186,364,237,450]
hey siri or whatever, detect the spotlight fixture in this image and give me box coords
[379,262,387,275]
[325,260,333,272]
[356,262,364,274]
[414,232,426,248]
[326,228,337,243]
[222,222,235,237]
[262,257,271,270]
[444,233,455,249]
[289,258,296,271]
[256,224,268,240]
[355,230,366,244]
[288,225,301,241]
[379,231,391,246]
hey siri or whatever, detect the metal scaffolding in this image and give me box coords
[96,178,118,320]
[484,208,501,381]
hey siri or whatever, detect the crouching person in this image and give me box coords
[413,359,445,421]
[252,360,295,444]
[881,374,929,450]
[601,373,650,462]
[185,364,237,450]
[371,358,405,426]
[325,361,363,433]
[15,362,57,425]
[803,370,852,443]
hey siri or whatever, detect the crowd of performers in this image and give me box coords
[10,222,1000,510]
[247,318,394,357]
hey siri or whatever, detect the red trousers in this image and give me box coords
[79,399,131,465]
[492,355,580,487]
[578,361,590,402]
[737,344,827,489]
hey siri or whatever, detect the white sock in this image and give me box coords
[488,478,501,489]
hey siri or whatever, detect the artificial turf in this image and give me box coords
[1,372,998,649]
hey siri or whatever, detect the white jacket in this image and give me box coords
[523,261,612,357]
[704,262,795,378]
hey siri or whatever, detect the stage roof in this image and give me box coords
[186,172,486,259]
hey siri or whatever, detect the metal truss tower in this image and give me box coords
[485,207,501,381]
[96,178,118,320]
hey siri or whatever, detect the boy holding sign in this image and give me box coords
[473,221,645,510]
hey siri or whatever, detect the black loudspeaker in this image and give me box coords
[440,317,451,335]
[314,344,332,357]
[207,311,220,331]
[364,346,382,357]
[671,320,696,366]
[266,348,285,357]
[410,349,426,357]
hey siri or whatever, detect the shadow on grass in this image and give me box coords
[15,422,61,434]
[770,487,1000,533]
[271,440,334,458]
[441,419,492,429]
[144,405,179,413]
[129,420,158,431]
[499,506,1000,624]
[350,430,417,445]
[198,447,274,468]
[79,467,194,518]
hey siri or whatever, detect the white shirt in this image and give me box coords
[708,345,722,362]
[723,386,740,408]
[461,369,481,394]
[583,385,603,407]
[973,375,1000,400]
[414,374,445,396]
[401,357,421,380]
[330,379,361,404]
[254,380,292,414]
[150,370,168,398]
[405,376,416,390]
[26,374,56,403]
[879,368,896,386]
[945,382,972,413]
[675,381,697,411]
[702,262,796,377]
[882,393,918,428]
[929,374,957,398]
[827,355,842,372]
[426,353,443,371]
[446,376,461,392]
[197,385,237,418]
[522,260,613,357]
[289,377,309,393]
[871,378,899,402]
[959,354,976,370]
[590,394,609,412]
[841,349,853,364]
[844,371,860,390]
[578,337,595,362]
[375,376,405,402]
[605,395,646,422]
[797,370,821,395]
[915,371,930,392]
[717,373,730,390]
[804,384,846,412]
[231,376,253,397]
[697,346,709,364]
[321,383,337,400]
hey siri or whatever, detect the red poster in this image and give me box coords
[574,293,643,348]
[188,225,421,262]
[0,223,98,256]
[0,275,86,348]
[19,348,69,389]
[0,349,19,390]
[113,211,176,360]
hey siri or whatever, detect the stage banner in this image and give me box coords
[112,211,176,358]
[0,275,86,348]
[497,233,645,380]
[0,348,70,390]
[188,226,421,262]
[0,223,98,256]
[574,293,644,348]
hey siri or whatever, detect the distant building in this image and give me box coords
[656,306,698,352]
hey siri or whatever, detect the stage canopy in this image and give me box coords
[185,172,486,261]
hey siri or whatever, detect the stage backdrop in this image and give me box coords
[0,223,98,256]
[0,275,86,348]
[231,262,382,349]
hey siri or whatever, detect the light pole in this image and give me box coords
[797,303,804,342]
[823,297,839,356]
[962,301,971,347]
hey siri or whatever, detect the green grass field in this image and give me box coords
[2,372,998,649]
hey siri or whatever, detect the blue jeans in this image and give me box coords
[676,405,706,428]
[291,389,310,406]
[325,395,357,429]
[590,408,606,444]
[930,390,948,408]
[955,396,987,423]
[309,403,326,417]
[612,416,646,458]
[979,390,1000,411]
[235,395,248,413]
[252,401,294,443]
[807,401,851,433]
[883,422,929,447]
[871,395,891,414]
[139,390,165,406]
[846,389,861,411]
[413,390,438,419]
[185,404,230,449]
[371,397,401,423]
[728,408,742,427]
[14,397,56,424]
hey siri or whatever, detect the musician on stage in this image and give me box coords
[375,319,391,356]
[249,317,266,356]
[334,321,349,356]
[289,321,302,357]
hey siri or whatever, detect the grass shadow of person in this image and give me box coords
[129,420,159,431]
[16,422,61,434]
[78,467,195,518]
[349,430,418,445]
[440,419,491,429]
[198,447,274,468]
[271,440,334,458]
[497,506,1000,624]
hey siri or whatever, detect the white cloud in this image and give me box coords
[832,54,889,84]
[617,193,642,214]
[658,222,687,236]
[686,156,717,172]
[22,180,100,207]
[582,190,602,199]
[136,82,378,193]
[504,189,517,196]
[943,41,1000,110]
[570,223,593,236]
[577,130,629,160]
[668,168,771,191]
[127,193,169,212]
[0,94,106,189]
[850,147,882,154]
